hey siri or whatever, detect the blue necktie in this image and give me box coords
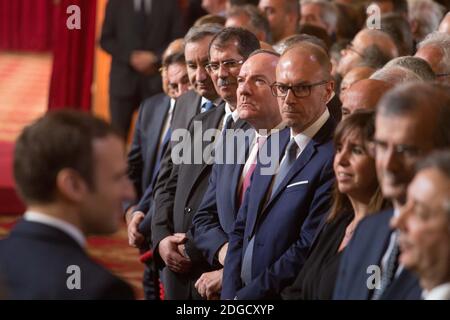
[372,232,400,300]
[201,101,214,113]
[270,138,299,198]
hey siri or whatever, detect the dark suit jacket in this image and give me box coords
[192,120,254,266]
[222,119,336,300]
[136,91,206,240]
[333,208,422,300]
[100,0,184,97]
[0,220,134,300]
[128,93,171,202]
[151,103,226,299]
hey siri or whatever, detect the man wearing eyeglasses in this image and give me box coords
[415,32,450,85]
[337,29,398,78]
[222,42,336,299]
[333,83,450,300]
[151,27,261,299]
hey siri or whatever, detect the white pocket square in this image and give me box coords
[287,180,309,188]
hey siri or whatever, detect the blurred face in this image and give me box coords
[301,4,328,33]
[374,112,435,205]
[208,41,244,106]
[337,36,366,76]
[259,0,288,42]
[275,49,334,135]
[185,36,218,101]
[80,135,135,235]
[334,131,378,201]
[166,62,190,99]
[393,168,450,285]
[236,53,281,130]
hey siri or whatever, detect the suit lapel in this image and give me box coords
[247,128,290,235]
[182,104,225,205]
[264,118,335,211]
[229,122,254,214]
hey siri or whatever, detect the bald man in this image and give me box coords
[337,29,399,77]
[370,66,422,85]
[222,43,336,299]
[340,66,376,93]
[415,32,450,85]
[341,79,393,118]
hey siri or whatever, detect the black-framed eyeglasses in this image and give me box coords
[271,80,329,98]
[205,59,244,73]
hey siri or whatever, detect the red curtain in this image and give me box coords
[0,0,54,51]
[0,0,97,111]
[48,0,97,111]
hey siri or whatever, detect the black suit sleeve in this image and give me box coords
[127,102,145,200]
[99,0,132,65]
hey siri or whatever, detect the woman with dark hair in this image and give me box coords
[282,110,389,300]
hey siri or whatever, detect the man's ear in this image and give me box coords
[324,80,335,104]
[56,168,88,202]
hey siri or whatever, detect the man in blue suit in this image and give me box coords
[0,111,135,299]
[192,49,283,299]
[221,42,336,299]
[125,51,190,300]
[333,83,450,300]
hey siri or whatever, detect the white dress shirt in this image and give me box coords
[158,97,176,148]
[24,210,86,248]
[423,283,450,300]
[290,108,330,159]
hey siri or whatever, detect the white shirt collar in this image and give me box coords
[255,121,286,139]
[291,108,330,151]
[24,210,86,248]
[423,283,450,300]
[225,103,240,122]
[169,97,176,111]
[200,97,210,108]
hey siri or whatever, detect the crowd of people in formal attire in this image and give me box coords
[0,0,449,300]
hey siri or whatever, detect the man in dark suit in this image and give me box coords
[221,42,336,300]
[192,49,283,299]
[125,52,190,300]
[151,27,261,299]
[333,83,450,300]
[100,0,184,137]
[0,111,135,299]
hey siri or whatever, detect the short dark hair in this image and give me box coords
[162,51,186,68]
[14,110,121,204]
[377,83,450,149]
[227,5,272,43]
[209,27,261,59]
